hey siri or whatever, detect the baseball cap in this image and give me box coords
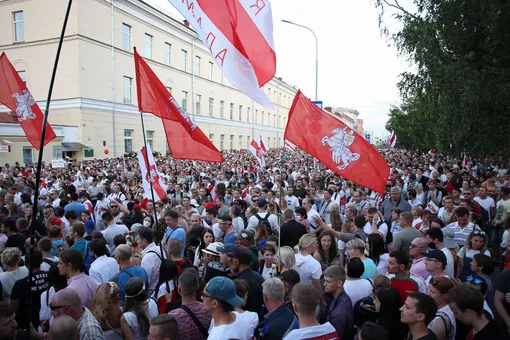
[229,245,252,265]
[205,277,244,307]
[425,249,447,266]
[203,202,216,209]
[441,227,458,249]
[257,198,268,208]
[130,223,143,233]
[202,242,223,256]
[216,243,235,254]
[78,191,88,198]
[190,199,199,208]
[84,220,95,233]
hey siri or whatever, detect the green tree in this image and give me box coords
[374,0,510,156]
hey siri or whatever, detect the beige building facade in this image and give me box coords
[0,0,298,164]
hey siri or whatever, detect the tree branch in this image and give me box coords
[382,0,419,19]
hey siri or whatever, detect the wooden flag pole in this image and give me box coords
[28,0,74,335]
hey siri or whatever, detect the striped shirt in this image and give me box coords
[446,221,480,247]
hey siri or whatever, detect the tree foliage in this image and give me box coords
[374,0,510,156]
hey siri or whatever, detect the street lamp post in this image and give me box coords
[282,19,318,101]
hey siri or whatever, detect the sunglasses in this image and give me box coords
[466,275,484,285]
[472,231,486,236]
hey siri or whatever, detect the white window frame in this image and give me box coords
[220,100,225,118]
[17,70,26,84]
[229,103,234,120]
[145,34,153,59]
[195,55,201,76]
[208,97,214,117]
[238,105,242,121]
[182,91,188,111]
[124,130,133,153]
[146,130,154,149]
[164,43,171,65]
[122,23,131,51]
[195,94,201,115]
[181,49,187,71]
[13,11,24,42]
[123,76,132,104]
[208,62,213,80]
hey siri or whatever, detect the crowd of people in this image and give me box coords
[0,147,510,340]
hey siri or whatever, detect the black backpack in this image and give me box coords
[255,213,273,235]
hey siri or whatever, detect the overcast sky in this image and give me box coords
[149,0,410,138]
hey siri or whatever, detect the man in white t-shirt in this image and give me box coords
[284,283,340,340]
[424,228,455,278]
[285,187,300,211]
[203,276,248,340]
[474,187,495,223]
[302,198,321,234]
[437,197,455,224]
[364,207,388,238]
[423,249,449,293]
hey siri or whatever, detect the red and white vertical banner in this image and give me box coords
[137,143,167,202]
[389,131,397,147]
[249,136,266,167]
[284,139,296,151]
[259,134,268,153]
[167,0,276,109]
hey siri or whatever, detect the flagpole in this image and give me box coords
[138,112,165,258]
[27,0,73,333]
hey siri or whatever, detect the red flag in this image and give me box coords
[0,52,56,150]
[134,48,222,163]
[285,91,390,193]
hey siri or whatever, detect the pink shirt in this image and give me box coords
[67,273,98,309]
[410,257,429,281]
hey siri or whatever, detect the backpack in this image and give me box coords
[435,311,453,339]
[255,213,273,235]
[173,258,194,277]
[43,258,55,266]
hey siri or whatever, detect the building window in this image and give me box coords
[230,135,234,150]
[164,43,171,65]
[53,146,62,159]
[238,105,242,121]
[255,110,258,124]
[84,149,94,158]
[247,107,251,123]
[239,135,243,149]
[208,97,214,117]
[195,55,201,76]
[195,94,201,115]
[268,87,271,100]
[181,50,187,71]
[247,136,251,147]
[13,11,24,42]
[208,62,213,80]
[209,133,214,142]
[268,137,271,146]
[182,91,188,111]
[124,130,133,153]
[145,34,152,59]
[122,23,130,51]
[123,76,132,103]
[165,86,172,94]
[262,111,265,124]
[22,146,32,164]
[17,70,26,84]
[146,130,154,149]
[220,100,225,118]
[220,134,225,150]
[274,90,276,101]
[268,112,271,126]
[229,103,234,120]
[274,114,277,127]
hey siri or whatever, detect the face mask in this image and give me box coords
[143,221,151,227]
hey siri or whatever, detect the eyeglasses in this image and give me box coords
[201,292,215,300]
[466,275,484,285]
[472,231,486,236]
[425,258,439,263]
[49,304,68,311]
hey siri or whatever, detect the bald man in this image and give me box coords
[48,315,78,340]
[50,288,104,340]
[111,244,148,303]
[409,237,430,281]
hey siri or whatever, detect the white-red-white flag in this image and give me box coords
[284,139,296,151]
[167,0,276,109]
[259,134,268,153]
[390,131,397,147]
[137,143,167,202]
[249,136,266,167]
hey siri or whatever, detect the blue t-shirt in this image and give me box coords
[64,202,87,217]
[223,231,237,245]
[70,239,87,258]
[164,226,186,257]
[110,266,148,303]
[50,239,64,256]
[361,258,377,280]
